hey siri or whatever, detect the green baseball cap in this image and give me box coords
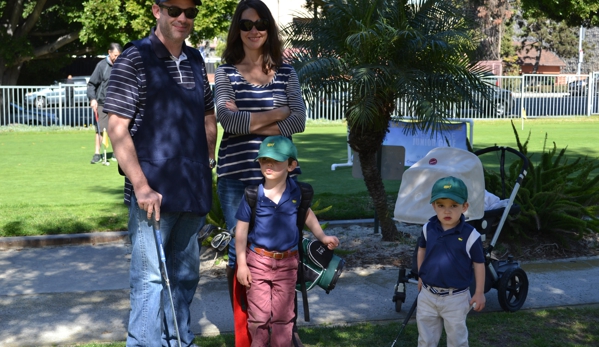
[430,176,468,204]
[256,136,298,162]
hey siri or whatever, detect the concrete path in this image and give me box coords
[1,241,599,346]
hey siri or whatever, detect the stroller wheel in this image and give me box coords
[395,300,403,312]
[497,267,528,312]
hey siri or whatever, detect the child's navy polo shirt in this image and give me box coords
[418,215,485,289]
[236,178,301,252]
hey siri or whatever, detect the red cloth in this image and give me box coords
[234,267,251,347]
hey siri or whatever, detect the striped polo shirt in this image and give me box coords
[103,28,214,206]
[215,63,306,184]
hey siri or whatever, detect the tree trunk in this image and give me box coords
[533,46,541,74]
[348,123,399,241]
[0,60,21,86]
[0,61,22,124]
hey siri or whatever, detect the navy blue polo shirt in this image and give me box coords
[418,215,485,289]
[236,178,301,251]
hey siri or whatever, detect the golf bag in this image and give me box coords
[296,238,345,294]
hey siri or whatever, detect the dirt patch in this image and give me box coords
[198,222,599,277]
[199,223,418,277]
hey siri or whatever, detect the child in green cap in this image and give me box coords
[235,135,339,347]
[416,176,486,347]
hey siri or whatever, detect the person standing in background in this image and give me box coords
[104,0,216,346]
[65,75,74,107]
[87,42,122,164]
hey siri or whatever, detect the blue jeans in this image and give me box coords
[126,194,204,347]
[216,177,251,268]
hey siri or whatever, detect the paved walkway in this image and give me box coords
[1,237,599,346]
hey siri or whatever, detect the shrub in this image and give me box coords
[483,121,599,246]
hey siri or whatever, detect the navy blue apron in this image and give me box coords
[129,37,211,215]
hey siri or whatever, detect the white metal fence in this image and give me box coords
[305,73,599,121]
[0,84,95,127]
[2,73,598,126]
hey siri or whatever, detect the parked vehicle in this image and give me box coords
[25,76,90,108]
[568,78,599,96]
[486,85,514,117]
[3,103,56,126]
[468,84,514,118]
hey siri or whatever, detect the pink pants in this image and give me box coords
[245,249,298,347]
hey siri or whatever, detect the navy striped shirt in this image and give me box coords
[103,28,214,205]
[215,63,305,183]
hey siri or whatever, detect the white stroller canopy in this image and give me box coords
[394,147,485,225]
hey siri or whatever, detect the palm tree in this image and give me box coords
[284,0,491,241]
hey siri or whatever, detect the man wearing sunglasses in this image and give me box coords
[104,1,216,347]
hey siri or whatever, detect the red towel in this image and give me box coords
[234,267,251,347]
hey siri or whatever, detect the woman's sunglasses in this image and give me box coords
[239,19,269,32]
[158,4,199,19]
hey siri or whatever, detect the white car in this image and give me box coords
[25,76,90,108]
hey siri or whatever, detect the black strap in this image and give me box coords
[244,185,258,232]
[243,181,314,321]
[295,181,313,322]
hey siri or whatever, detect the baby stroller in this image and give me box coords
[391,145,530,313]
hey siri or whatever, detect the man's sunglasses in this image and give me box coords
[239,19,269,32]
[158,4,199,19]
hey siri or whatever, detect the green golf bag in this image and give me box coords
[296,238,345,294]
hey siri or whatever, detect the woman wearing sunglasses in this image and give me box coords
[214,0,306,345]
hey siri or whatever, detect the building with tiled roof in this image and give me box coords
[516,42,567,74]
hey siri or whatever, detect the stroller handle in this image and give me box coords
[474,146,529,198]
[474,146,529,249]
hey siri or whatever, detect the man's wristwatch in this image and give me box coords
[209,158,216,169]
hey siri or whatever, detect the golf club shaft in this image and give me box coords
[153,218,182,347]
[390,296,418,347]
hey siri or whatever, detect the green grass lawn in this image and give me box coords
[65,306,599,347]
[1,117,598,237]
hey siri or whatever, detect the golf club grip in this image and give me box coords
[152,219,167,263]
[154,230,167,263]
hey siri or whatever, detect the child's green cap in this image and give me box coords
[430,176,468,204]
[256,136,298,162]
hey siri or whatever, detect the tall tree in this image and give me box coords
[516,17,580,73]
[500,15,519,75]
[283,0,490,241]
[520,0,599,27]
[469,0,513,61]
[0,0,236,86]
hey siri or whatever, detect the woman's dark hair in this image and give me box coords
[222,0,282,74]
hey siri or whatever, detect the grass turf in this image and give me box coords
[1,117,598,236]
[58,306,599,347]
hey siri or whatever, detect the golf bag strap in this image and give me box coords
[244,185,258,233]
[295,181,314,322]
[243,181,314,322]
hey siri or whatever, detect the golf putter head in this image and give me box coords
[198,224,218,242]
[210,226,235,251]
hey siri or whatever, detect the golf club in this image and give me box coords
[210,226,235,251]
[390,296,418,347]
[101,127,110,166]
[153,216,182,347]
